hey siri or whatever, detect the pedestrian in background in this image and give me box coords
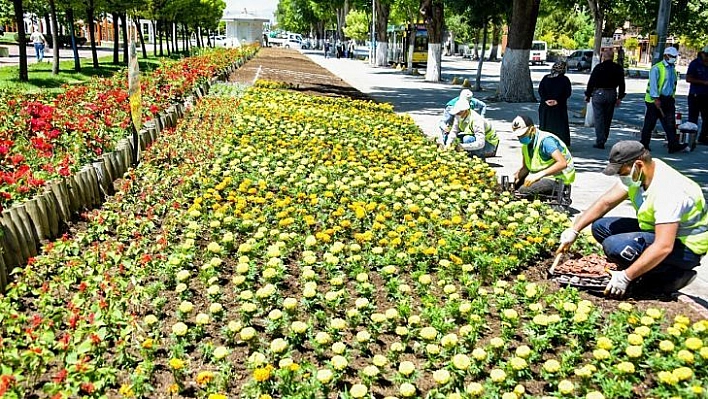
[30,27,47,62]
[585,49,626,149]
[324,40,330,59]
[640,46,688,153]
[538,61,572,146]
[686,47,708,145]
[617,46,625,68]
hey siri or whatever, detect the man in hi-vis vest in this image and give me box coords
[557,141,706,297]
[639,46,689,154]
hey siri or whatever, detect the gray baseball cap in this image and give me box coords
[603,141,646,175]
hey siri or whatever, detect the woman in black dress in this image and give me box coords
[538,61,572,146]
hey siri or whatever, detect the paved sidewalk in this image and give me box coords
[302,50,708,304]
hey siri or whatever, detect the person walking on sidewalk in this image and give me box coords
[557,141,706,297]
[538,61,572,147]
[30,27,47,62]
[686,48,708,144]
[639,46,689,153]
[585,49,626,149]
[511,115,575,198]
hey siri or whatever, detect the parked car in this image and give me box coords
[567,49,594,71]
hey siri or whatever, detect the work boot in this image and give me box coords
[631,270,697,296]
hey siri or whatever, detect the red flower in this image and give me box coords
[80,382,95,394]
[9,154,24,165]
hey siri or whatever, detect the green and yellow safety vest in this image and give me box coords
[627,165,708,255]
[522,130,575,184]
[644,62,679,102]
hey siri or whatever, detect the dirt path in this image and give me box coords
[229,47,373,101]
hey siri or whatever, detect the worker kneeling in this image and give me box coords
[511,115,575,198]
[440,100,499,159]
[558,141,705,297]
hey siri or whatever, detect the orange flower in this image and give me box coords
[196,371,214,386]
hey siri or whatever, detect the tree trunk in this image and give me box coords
[407,23,415,71]
[67,8,80,72]
[136,17,147,58]
[421,0,444,82]
[152,20,157,56]
[473,30,479,60]
[172,22,177,53]
[489,23,501,61]
[475,20,488,91]
[120,13,128,64]
[45,14,51,36]
[159,20,165,56]
[374,0,390,66]
[12,0,27,81]
[87,1,98,68]
[112,12,119,64]
[183,24,188,53]
[498,0,540,102]
[584,0,603,126]
[48,0,60,74]
[197,26,202,48]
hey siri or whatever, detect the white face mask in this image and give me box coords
[619,163,642,188]
[666,57,676,65]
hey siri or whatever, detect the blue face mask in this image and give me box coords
[519,136,532,145]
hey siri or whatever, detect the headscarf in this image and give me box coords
[549,61,567,77]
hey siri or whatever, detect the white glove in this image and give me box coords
[605,270,632,297]
[523,172,545,187]
[560,228,578,245]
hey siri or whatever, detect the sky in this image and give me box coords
[225,0,278,21]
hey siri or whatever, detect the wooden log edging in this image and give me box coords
[0,54,255,292]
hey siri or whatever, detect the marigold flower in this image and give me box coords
[331,355,348,370]
[398,361,416,376]
[196,370,214,385]
[252,367,271,382]
[399,382,416,397]
[316,369,333,384]
[685,337,703,351]
[208,394,227,399]
[678,349,695,364]
[419,326,437,340]
[543,359,561,373]
[596,337,613,350]
[490,368,506,383]
[615,362,635,374]
[466,382,484,396]
[510,356,528,370]
[586,391,605,399]
[171,322,188,336]
[625,345,642,358]
[432,369,451,385]
[558,379,574,394]
[452,354,471,370]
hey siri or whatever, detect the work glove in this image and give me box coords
[557,228,578,253]
[605,270,632,297]
[523,172,545,187]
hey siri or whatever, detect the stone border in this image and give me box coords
[0,54,251,292]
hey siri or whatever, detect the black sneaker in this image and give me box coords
[668,143,690,154]
[592,143,605,149]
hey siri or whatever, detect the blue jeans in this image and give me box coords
[34,43,44,62]
[591,217,701,274]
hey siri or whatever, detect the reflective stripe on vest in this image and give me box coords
[628,168,708,255]
[644,62,679,102]
[521,130,576,184]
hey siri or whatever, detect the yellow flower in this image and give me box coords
[270,338,288,354]
[419,326,438,340]
[596,337,613,350]
[466,382,484,396]
[316,369,333,384]
[490,368,506,383]
[685,337,703,351]
[172,322,188,336]
[331,355,348,370]
[141,338,154,349]
[672,366,693,381]
[167,384,179,394]
[515,345,532,358]
[501,393,516,399]
[593,349,610,360]
[452,354,471,370]
[615,362,635,374]
[208,394,227,399]
[432,369,451,385]
[119,384,134,397]
[253,367,271,382]
[144,315,158,326]
[373,355,388,367]
[659,340,675,352]
[645,308,662,319]
[398,361,416,376]
[350,384,368,398]
[625,345,643,358]
[627,333,643,346]
[169,358,185,370]
[510,356,528,370]
[558,379,574,395]
[543,359,561,373]
[677,349,695,364]
[618,303,633,312]
[586,392,605,399]
[472,347,487,361]
[290,321,308,334]
[634,326,651,337]
[196,370,214,385]
[441,333,458,348]
[502,309,519,320]
[658,370,678,385]
[489,337,505,348]
[399,383,416,397]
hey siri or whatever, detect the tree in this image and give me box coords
[344,9,369,42]
[374,0,392,66]
[499,0,541,102]
[11,0,27,81]
[420,0,443,82]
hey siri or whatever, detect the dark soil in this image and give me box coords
[229,47,373,101]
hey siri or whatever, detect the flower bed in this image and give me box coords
[0,87,706,399]
[0,46,256,210]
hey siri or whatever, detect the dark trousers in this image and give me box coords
[591,89,617,145]
[688,93,708,140]
[591,217,701,273]
[517,178,559,197]
[640,96,679,149]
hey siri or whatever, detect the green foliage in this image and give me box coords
[444,14,473,45]
[343,10,369,42]
[623,37,639,51]
[535,5,592,50]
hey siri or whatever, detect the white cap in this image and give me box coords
[459,89,473,102]
[451,100,471,115]
[664,46,679,57]
[511,115,534,137]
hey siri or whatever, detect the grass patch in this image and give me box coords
[0,53,171,94]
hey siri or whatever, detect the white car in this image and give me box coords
[210,35,228,47]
